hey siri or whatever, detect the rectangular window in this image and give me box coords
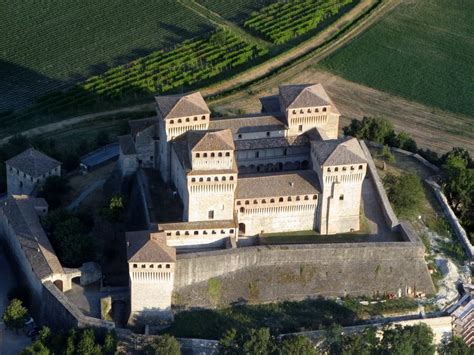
[298,125,303,132]
[208,210,214,219]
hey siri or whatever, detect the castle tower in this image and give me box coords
[182,129,237,222]
[278,84,340,139]
[311,137,367,234]
[126,230,176,321]
[155,92,211,182]
[5,148,61,196]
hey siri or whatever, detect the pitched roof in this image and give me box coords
[236,171,320,199]
[126,230,176,263]
[279,83,331,110]
[1,195,63,279]
[6,148,60,178]
[155,92,210,119]
[312,137,367,166]
[235,135,308,150]
[187,129,235,152]
[129,117,156,138]
[118,135,137,155]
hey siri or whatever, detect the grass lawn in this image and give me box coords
[0,0,214,110]
[319,0,474,117]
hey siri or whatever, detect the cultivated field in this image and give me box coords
[319,0,474,117]
[197,0,275,23]
[0,0,214,110]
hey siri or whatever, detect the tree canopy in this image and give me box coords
[383,173,425,218]
[144,334,181,355]
[2,298,28,331]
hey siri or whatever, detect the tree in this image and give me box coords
[103,330,117,355]
[380,145,395,163]
[321,324,344,354]
[344,117,394,144]
[76,328,102,355]
[21,341,51,355]
[380,324,435,355]
[38,175,71,209]
[442,154,474,217]
[438,336,474,355]
[219,328,240,355]
[101,195,125,223]
[341,328,378,355]
[2,298,28,331]
[383,173,424,218]
[392,132,418,152]
[144,334,181,355]
[279,336,316,355]
[242,328,275,355]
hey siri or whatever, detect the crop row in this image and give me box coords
[34,31,268,114]
[244,0,354,44]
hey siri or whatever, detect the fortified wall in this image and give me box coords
[172,228,435,307]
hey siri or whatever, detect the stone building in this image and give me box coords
[6,148,61,196]
[119,83,374,318]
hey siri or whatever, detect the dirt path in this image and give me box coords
[214,68,474,154]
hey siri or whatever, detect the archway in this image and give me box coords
[239,223,246,235]
[53,280,63,292]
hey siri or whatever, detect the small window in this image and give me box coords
[304,196,309,200]
[327,168,331,172]
[296,196,300,201]
[150,264,154,268]
[192,178,196,182]
[166,232,171,236]
[141,264,146,268]
[230,229,234,233]
[335,167,339,172]
[323,107,327,112]
[298,125,303,132]
[207,177,211,182]
[176,231,181,236]
[255,151,259,158]
[133,264,137,268]
[238,134,242,139]
[215,177,219,181]
[245,200,250,205]
[225,152,230,157]
[196,153,200,158]
[158,264,162,269]
[300,109,304,114]
[221,230,225,234]
[253,200,258,204]
[194,231,199,235]
[230,176,234,181]
[339,194,344,201]
[279,197,284,202]
[203,153,207,157]
[170,120,174,124]
[203,231,208,235]
[178,119,182,123]
[359,165,363,170]
[185,231,189,236]
[194,116,198,121]
[315,108,319,113]
[237,201,241,206]
[307,108,311,113]
[218,152,223,157]
[262,199,266,204]
[266,132,270,137]
[199,178,204,182]
[212,230,217,234]
[211,153,215,157]
[240,207,244,213]
[270,199,275,203]
[201,115,206,120]
[342,167,347,171]
[166,264,170,269]
[208,210,214,219]
[283,149,287,156]
[351,166,355,171]
[313,195,318,200]
[222,176,226,181]
[288,197,292,201]
[186,117,190,122]
[292,110,296,114]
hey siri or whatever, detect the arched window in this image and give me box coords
[304,195,309,200]
[185,231,190,236]
[194,116,198,121]
[359,165,363,170]
[178,119,182,123]
[196,153,200,158]
[237,201,241,205]
[170,120,174,124]
[230,229,234,233]
[292,110,296,114]
[211,153,215,157]
[199,178,204,182]
[203,153,207,157]
[221,230,225,234]
[158,264,162,269]
[212,230,217,234]
[300,109,304,114]
[230,176,234,181]
[214,177,219,181]
[307,108,311,113]
[218,152,222,157]
[279,197,284,202]
[296,196,300,201]
[327,168,331,172]
[262,199,266,204]
[166,264,170,269]
[270,199,275,203]
[222,176,226,181]
[176,231,181,236]
[288,197,292,201]
[315,108,319,113]
[225,152,230,157]
[342,167,347,171]
[201,115,206,120]
[313,195,317,200]
[253,200,258,204]
[186,117,190,122]
[339,194,344,201]
[323,107,327,112]
[191,178,196,182]
[194,231,199,235]
[207,177,211,182]
[351,166,355,170]
[335,167,339,172]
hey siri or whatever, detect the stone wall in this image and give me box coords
[359,140,399,229]
[427,179,474,260]
[173,242,435,307]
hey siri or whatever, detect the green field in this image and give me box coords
[198,0,275,23]
[0,0,214,110]
[319,0,474,117]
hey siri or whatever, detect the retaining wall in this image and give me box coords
[427,180,474,260]
[174,242,435,307]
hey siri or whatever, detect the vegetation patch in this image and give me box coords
[320,0,474,116]
[207,278,222,305]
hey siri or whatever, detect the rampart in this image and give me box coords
[173,240,435,307]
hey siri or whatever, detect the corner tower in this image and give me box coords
[311,137,367,234]
[156,92,211,182]
[278,84,340,138]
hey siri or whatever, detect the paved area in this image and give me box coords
[64,281,102,318]
[0,323,32,355]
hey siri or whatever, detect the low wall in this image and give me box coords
[174,242,435,307]
[427,180,474,260]
[359,141,399,229]
[42,281,115,330]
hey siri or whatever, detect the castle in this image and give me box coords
[118,83,370,318]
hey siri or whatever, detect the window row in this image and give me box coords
[327,165,364,172]
[190,175,235,182]
[132,263,171,269]
[236,195,318,206]
[9,166,58,181]
[195,152,231,158]
[166,229,235,237]
[292,107,327,114]
[168,115,207,124]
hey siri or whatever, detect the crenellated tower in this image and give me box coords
[156,92,211,182]
[311,137,367,234]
